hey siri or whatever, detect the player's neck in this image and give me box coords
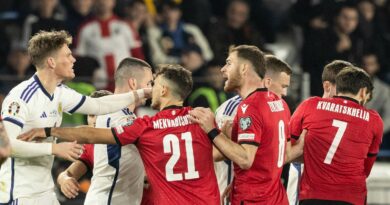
[36,69,61,95]
[336,92,360,102]
[159,98,183,111]
[322,92,331,98]
[239,76,263,99]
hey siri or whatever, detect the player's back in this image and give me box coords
[290,96,383,205]
[85,108,144,205]
[231,89,290,204]
[136,106,220,205]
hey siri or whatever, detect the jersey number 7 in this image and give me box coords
[324,120,348,164]
[163,132,200,181]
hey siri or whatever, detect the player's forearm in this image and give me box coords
[62,161,88,181]
[51,127,116,144]
[213,133,254,169]
[76,89,145,115]
[10,138,52,158]
[213,145,226,162]
[285,142,304,164]
[4,121,52,157]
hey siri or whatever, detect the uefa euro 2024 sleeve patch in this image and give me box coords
[239,117,252,131]
[8,102,21,116]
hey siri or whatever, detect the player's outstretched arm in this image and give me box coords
[3,121,81,160]
[0,121,11,165]
[189,107,258,170]
[75,88,151,115]
[285,129,306,164]
[18,127,117,145]
[57,160,88,199]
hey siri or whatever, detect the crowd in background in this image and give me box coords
[0,0,389,203]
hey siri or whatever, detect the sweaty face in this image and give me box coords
[268,72,290,97]
[221,52,242,92]
[53,44,76,81]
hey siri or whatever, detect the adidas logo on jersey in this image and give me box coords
[40,112,47,118]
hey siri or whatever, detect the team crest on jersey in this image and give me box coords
[58,103,62,114]
[8,102,20,116]
[239,117,252,130]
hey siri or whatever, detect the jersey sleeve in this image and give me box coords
[283,100,292,141]
[78,144,94,170]
[59,85,86,114]
[364,113,384,177]
[236,103,262,146]
[2,97,53,157]
[289,99,311,141]
[111,117,148,146]
[1,96,29,129]
[368,113,384,155]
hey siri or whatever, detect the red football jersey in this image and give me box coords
[230,88,290,204]
[290,96,383,205]
[112,106,220,205]
[79,144,94,170]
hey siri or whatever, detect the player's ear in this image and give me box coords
[358,87,368,105]
[127,78,137,90]
[263,77,272,88]
[161,84,168,97]
[240,63,248,76]
[47,57,56,69]
[323,81,331,94]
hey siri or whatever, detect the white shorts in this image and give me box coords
[287,163,304,205]
[11,191,60,205]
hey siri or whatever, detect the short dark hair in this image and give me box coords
[336,66,373,95]
[265,55,292,76]
[229,45,266,78]
[114,57,152,86]
[28,30,72,68]
[90,90,113,98]
[155,64,193,100]
[322,60,353,83]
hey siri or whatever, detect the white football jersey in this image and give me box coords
[214,95,241,201]
[0,75,86,203]
[84,108,144,205]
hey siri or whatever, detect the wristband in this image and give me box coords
[207,128,220,141]
[44,127,51,137]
